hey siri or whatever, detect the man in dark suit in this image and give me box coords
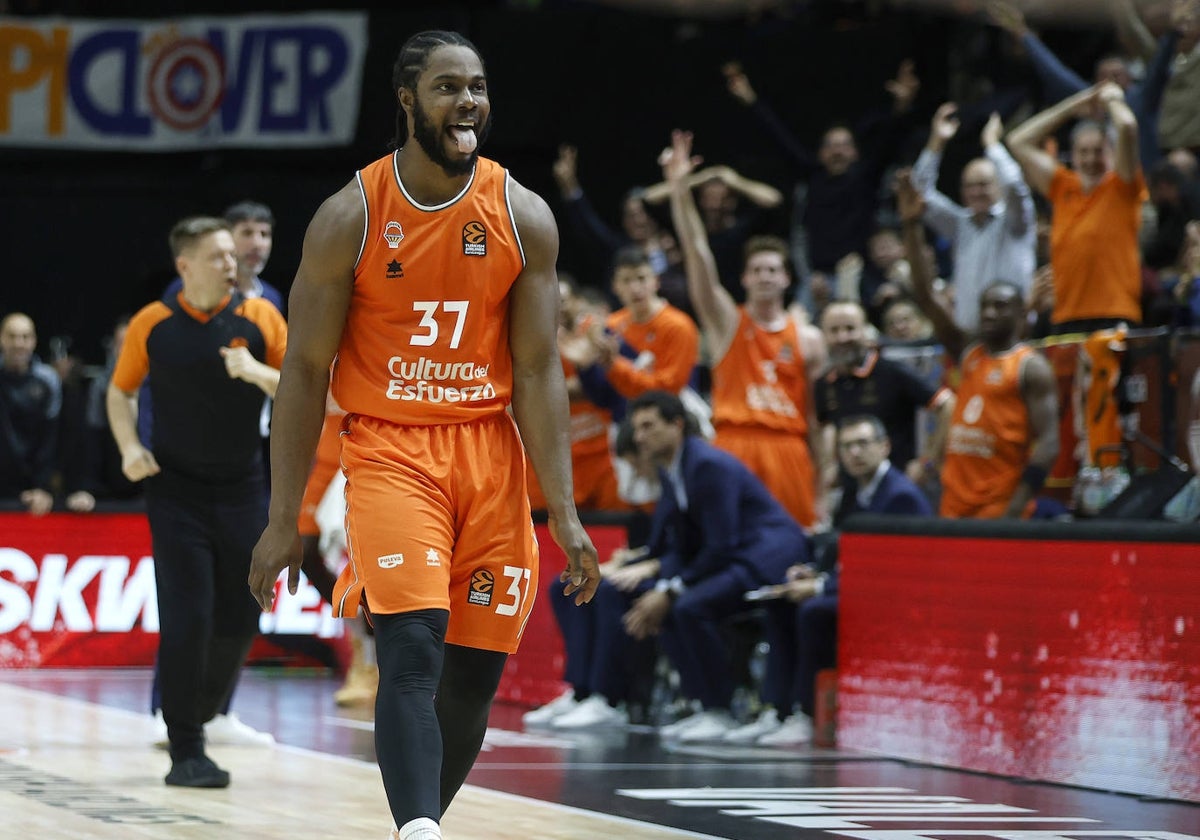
[736,413,933,748]
[834,414,934,521]
[620,390,809,743]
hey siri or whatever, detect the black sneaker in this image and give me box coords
[165,755,231,788]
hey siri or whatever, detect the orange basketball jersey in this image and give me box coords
[711,309,810,435]
[941,343,1036,518]
[331,153,526,425]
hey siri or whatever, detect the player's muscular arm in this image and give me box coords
[249,182,359,610]
[1007,352,1059,518]
[508,180,600,605]
[663,130,739,360]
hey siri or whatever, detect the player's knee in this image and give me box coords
[375,609,449,694]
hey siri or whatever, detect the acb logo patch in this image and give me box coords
[468,568,494,606]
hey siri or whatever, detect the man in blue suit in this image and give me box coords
[735,413,933,747]
[834,414,934,521]
[620,390,809,742]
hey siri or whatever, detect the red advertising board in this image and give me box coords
[837,531,1200,800]
[0,512,628,708]
[0,512,345,668]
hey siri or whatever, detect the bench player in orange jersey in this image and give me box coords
[526,292,625,513]
[662,130,827,528]
[247,31,600,840]
[896,170,1060,518]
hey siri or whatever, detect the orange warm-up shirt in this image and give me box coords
[1048,166,1147,326]
[604,304,699,397]
[331,152,525,424]
[940,343,1036,518]
[526,356,623,511]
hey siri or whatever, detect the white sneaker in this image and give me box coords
[676,709,737,742]
[757,713,813,746]
[657,700,706,736]
[723,708,782,743]
[151,710,169,749]
[390,816,441,839]
[522,688,579,728]
[205,712,275,747]
[550,695,628,729]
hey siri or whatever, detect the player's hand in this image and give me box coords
[120,444,161,482]
[550,511,600,605]
[248,522,303,612]
[658,129,703,185]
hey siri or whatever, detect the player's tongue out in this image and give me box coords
[450,126,477,153]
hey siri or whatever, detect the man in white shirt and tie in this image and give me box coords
[910,106,1037,331]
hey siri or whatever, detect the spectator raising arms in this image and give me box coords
[1006,82,1147,333]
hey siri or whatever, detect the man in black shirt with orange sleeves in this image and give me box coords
[107,216,287,788]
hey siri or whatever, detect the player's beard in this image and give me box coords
[411,96,492,177]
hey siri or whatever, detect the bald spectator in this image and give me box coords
[816,300,953,490]
[911,106,1036,330]
[0,313,61,515]
[1007,82,1147,333]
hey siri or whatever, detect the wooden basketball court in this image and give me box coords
[1,669,1196,840]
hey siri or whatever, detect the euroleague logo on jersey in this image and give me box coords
[468,569,494,606]
[462,221,487,256]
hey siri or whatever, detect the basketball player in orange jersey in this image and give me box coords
[896,170,1059,518]
[661,130,827,527]
[247,31,600,840]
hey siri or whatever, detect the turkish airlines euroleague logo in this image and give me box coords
[462,221,487,256]
[468,568,494,606]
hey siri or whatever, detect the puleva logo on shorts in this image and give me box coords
[378,553,404,569]
[468,569,494,606]
[462,221,486,256]
[383,221,404,248]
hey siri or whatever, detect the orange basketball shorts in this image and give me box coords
[331,411,540,654]
[297,413,345,536]
[713,424,816,527]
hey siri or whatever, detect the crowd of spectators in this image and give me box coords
[5,0,1200,746]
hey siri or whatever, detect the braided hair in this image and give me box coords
[390,30,484,150]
